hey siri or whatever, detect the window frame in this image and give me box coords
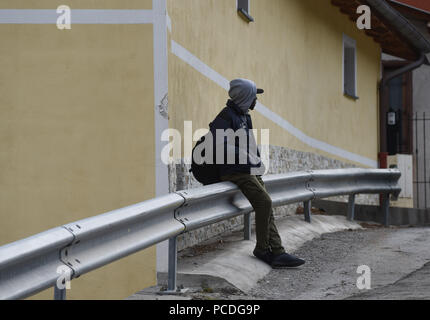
[237,0,254,23]
[342,34,359,100]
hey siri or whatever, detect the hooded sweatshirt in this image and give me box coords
[228,79,257,114]
[205,79,265,177]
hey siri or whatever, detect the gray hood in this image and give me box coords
[228,79,257,114]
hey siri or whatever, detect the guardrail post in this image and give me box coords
[54,286,66,300]
[304,200,312,223]
[167,236,177,292]
[381,194,390,227]
[244,213,252,240]
[347,194,356,221]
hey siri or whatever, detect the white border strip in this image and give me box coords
[171,39,377,168]
[0,9,153,24]
[153,3,169,196]
[166,13,172,33]
[172,40,229,90]
[256,104,377,167]
[153,0,171,274]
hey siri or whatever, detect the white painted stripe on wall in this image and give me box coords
[0,9,153,24]
[172,40,230,91]
[153,0,171,274]
[256,104,378,167]
[171,40,378,168]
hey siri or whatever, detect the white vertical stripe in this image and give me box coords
[153,0,170,274]
[171,40,377,168]
[0,9,153,24]
[153,1,169,198]
[166,13,172,33]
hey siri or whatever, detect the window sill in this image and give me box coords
[237,8,254,23]
[344,92,359,100]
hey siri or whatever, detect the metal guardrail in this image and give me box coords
[0,168,401,300]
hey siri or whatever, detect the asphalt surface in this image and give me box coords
[182,225,430,300]
[349,261,430,300]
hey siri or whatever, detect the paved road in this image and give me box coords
[184,226,430,300]
[349,261,430,300]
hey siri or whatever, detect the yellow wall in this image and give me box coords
[168,0,381,167]
[0,0,385,300]
[0,3,156,299]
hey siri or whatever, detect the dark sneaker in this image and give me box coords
[253,248,274,265]
[271,252,305,268]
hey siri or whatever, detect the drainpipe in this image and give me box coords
[379,53,428,157]
[381,53,428,88]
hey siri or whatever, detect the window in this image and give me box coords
[237,0,254,22]
[343,34,358,99]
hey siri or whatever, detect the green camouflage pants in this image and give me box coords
[221,173,285,255]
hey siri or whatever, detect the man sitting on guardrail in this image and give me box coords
[210,78,305,268]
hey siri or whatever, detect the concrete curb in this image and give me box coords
[157,215,363,293]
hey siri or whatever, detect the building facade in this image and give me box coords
[0,0,427,299]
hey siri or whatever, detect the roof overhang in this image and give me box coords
[390,0,430,15]
[388,0,430,35]
[331,0,430,61]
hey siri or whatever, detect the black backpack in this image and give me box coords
[190,134,220,186]
[190,110,231,186]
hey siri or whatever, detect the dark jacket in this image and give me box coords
[209,100,264,178]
